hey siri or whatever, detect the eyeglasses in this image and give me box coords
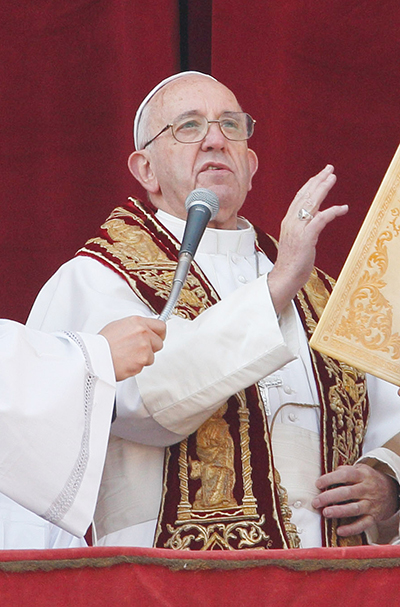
[142,112,256,149]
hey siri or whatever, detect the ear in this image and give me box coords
[247,148,259,191]
[127,151,159,194]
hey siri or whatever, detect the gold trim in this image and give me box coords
[165,515,272,551]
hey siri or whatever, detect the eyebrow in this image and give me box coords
[173,110,202,122]
[172,110,241,122]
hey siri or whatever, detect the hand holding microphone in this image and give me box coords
[159,188,219,322]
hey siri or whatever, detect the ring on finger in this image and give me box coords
[298,208,314,221]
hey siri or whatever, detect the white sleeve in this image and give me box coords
[363,374,400,452]
[0,320,115,537]
[134,274,299,436]
[357,375,400,544]
[27,256,299,446]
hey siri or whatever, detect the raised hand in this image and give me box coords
[267,164,348,314]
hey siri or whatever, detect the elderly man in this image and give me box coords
[28,71,400,550]
[0,315,165,548]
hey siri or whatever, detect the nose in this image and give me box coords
[201,121,226,151]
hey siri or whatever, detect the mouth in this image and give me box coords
[199,162,232,173]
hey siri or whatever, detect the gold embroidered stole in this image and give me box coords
[255,228,370,547]
[78,198,369,549]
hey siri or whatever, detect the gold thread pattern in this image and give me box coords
[165,515,272,551]
[273,469,300,549]
[86,217,210,318]
[297,275,367,468]
[337,209,400,359]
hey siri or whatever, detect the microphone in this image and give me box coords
[159,188,219,322]
[180,188,220,256]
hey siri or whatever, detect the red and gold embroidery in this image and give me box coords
[78,199,369,549]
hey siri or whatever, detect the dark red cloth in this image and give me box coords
[0,0,179,322]
[212,1,400,279]
[1,544,400,606]
[3,3,400,318]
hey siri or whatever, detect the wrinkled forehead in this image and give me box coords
[151,76,241,123]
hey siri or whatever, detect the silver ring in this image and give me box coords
[298,208,314,221]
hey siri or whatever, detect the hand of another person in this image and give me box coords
[312,463,399,537]
[99,316,166,381]
[267,164,348,314]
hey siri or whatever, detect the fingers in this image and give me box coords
[336,515,375,537]
[143,317,167,341]
[99,315,167,380]
[122,316,166,354]
[312,464,399,535]
[320,498,364,521]
[268,165,343,313]
[293,164,337,217]
[278,164,344,249]
[148,324,165,355]
[315,465,362,492]
[293,166,349,232]
[126,316,166,361]
[307,204,349,241]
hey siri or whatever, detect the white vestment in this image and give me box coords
[27,210,400,548]
[0,320,116,548]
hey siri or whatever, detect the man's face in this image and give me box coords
[138,76,258,230]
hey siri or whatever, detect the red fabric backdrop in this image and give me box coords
[2,2,400,318]
[0,0,179,322]
[212,1,400,278]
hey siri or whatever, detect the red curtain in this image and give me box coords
[0,0,179,322]
[3,3,400,316]
[211,1,400,278]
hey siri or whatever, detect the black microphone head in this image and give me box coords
[184,188,220,220]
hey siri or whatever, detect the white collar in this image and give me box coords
[156,209,256,256]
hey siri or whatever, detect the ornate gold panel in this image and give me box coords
[311,144,400,386]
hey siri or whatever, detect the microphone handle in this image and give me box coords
[158,252,192,322]
[180,204,212,256]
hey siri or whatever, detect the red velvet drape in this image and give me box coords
[2,545,400,606]
[3,3,400,313]
[212,1,400,278]
[0,0,179,322]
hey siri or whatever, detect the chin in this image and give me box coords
[209,211,238,231]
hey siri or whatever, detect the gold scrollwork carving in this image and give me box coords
[165,515,272,550]
[337,208,400,360]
